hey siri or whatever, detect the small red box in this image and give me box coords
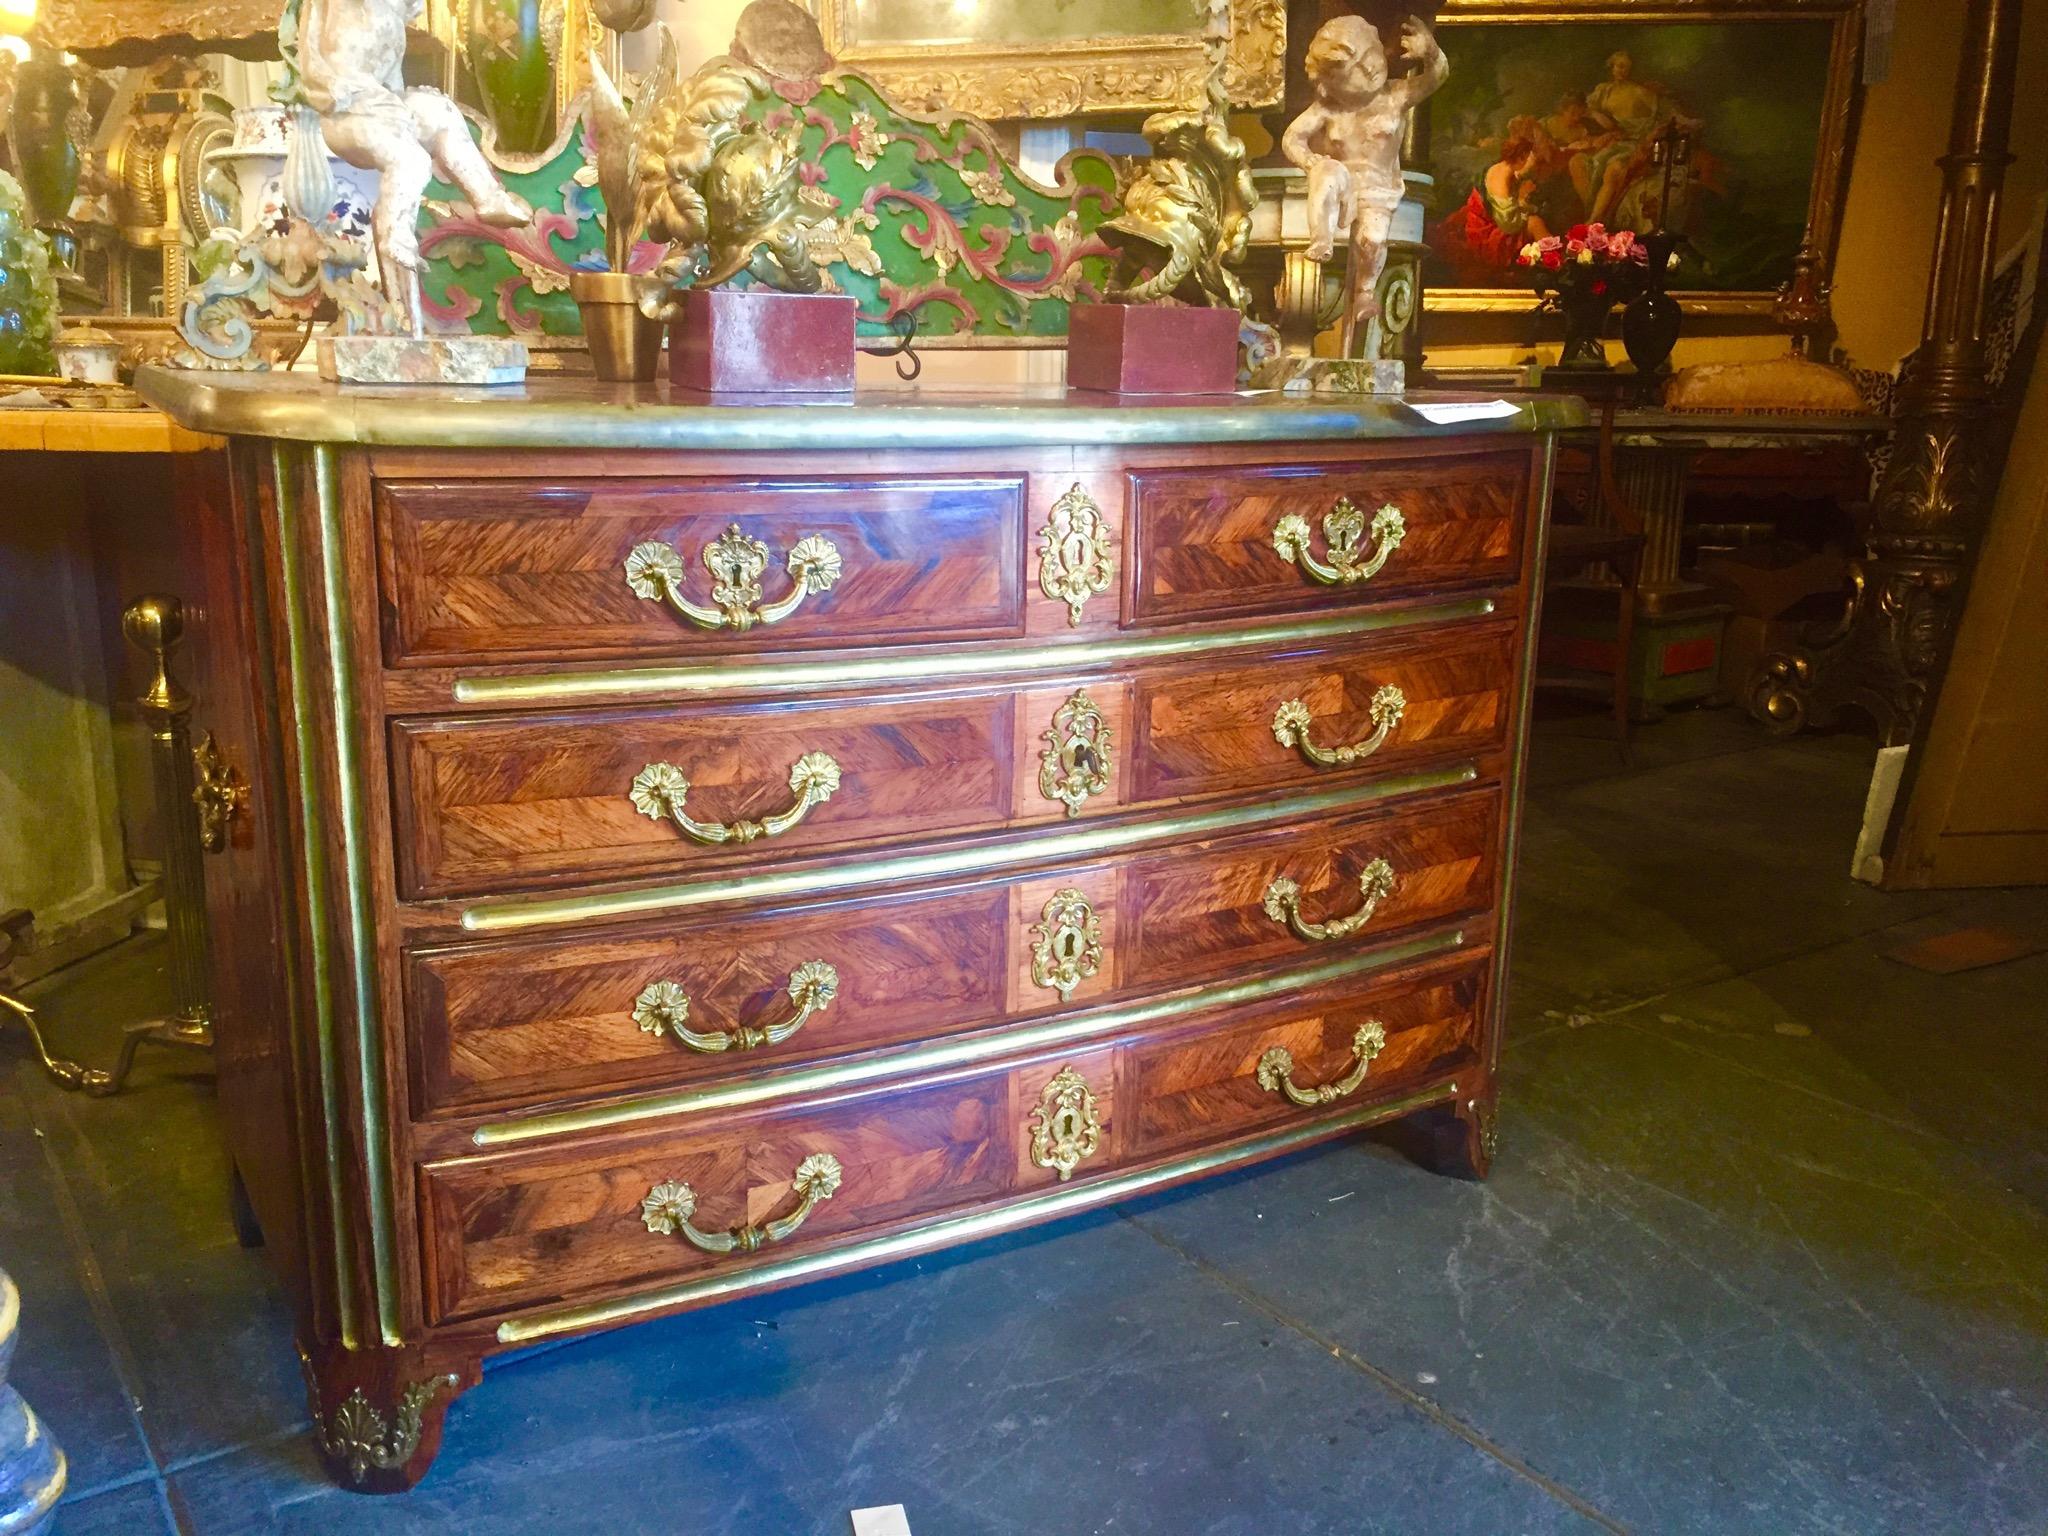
[669,287,857,394]
[1067,302,1241,395]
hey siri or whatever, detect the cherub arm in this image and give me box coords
[1390,19,1449,109]
[1280,102,1332,172]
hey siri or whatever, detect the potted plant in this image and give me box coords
[1517,223,1652,372]
[572,39,675,382]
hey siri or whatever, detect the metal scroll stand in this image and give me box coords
[0,596,224,1094]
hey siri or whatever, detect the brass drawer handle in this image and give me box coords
[1272,685,1407,768]
[640,1153,843,1254]
[625,525,843,631]
[632,962,839,1053]
[1257,1020,1387,1107]
[630,752,841,845]
[1262,857,1397,942]
[1272,497,1406,586]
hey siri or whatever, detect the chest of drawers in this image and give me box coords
[141,371,1580,1491]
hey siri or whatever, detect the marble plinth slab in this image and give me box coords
[316,336,528,386]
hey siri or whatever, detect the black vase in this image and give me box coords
[1622,231,1683,375]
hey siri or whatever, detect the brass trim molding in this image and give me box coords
[271,444,362,1350]
[453,599,1500,706]
[469,925,1468,1147]
[134,369,1591,450]
[312,445,405,1348]
[494,1078,1458,1344]
[460,765,1480,935]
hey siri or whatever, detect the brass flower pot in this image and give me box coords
[571,271,662,383]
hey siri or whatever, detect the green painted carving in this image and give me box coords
[415,73,1121,342]
[0,171,59,377]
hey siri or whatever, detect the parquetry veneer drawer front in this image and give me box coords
[1121,787,1501,994]
[421,1067,1019,1322]
[1127,960,1485,1160]
[407,885,1013,1115]
[392,689,1028,897]
[375,475,1027,665]
[419,950,1488,1326]
[1133,622,1516,801]
[1129,452,1527,626]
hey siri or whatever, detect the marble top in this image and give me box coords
[135,368,1588,452]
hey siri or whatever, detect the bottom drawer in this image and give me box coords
[419,949,1491,1326]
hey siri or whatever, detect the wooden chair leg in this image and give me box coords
[1613,554,1639,764]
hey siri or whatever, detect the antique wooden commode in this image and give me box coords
[139,369,1581,1489]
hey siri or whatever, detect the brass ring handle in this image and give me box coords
[640,1153,843,1254]
[1272,685,1407,768]
[1271,497,1406,586]
[629,751,841,846]
[1257,1020,1387,1107]
[632,961,839,1054]
[1262,856,1398,942]
[625,525,843,631]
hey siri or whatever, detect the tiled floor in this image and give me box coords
[8,709,2046,1534]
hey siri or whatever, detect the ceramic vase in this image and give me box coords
[1622,231,1684,376]
[4,49,80,230]
[466,0,556,156]
[1553,282,1616,371]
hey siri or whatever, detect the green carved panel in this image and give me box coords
[417,72,1121,343]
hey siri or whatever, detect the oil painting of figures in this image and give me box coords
[1424,20,1837,293]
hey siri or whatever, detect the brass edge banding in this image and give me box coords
[494,1081,1458,1344]
[460,764,1482,934]
[471,927,1469,1147]
[453,599,1500,706]
[312,445,404,1348]
[1488,440,1557,1080]
[274,443,360,1351]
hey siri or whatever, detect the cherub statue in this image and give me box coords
[1282,13,1447,352]
[281,0,533,334]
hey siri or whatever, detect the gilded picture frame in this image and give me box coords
[1422,0,1864,316]
[807,0,1286,120]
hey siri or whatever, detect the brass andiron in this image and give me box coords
[0,595,218,1093]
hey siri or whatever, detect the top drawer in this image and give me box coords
[375,475,1027,665]
[1128,451,1528,626]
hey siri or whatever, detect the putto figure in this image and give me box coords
[283,0,533,334]
[1282,13,1448,352]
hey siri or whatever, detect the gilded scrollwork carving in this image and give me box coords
[1028,1066,1102,1182]
[1030,889,1103,1002]
[1272,498,1407,587]
[1256,1019,1386,1107]
[314,1376,455,1487]
[1262,857,1397,943]
[1037,483,1116,627]
[1039,690,1113,818]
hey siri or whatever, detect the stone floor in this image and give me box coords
[7,707,2046,1535]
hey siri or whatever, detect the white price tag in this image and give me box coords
[850,1506,914,1536]
[1406,399,1524,425]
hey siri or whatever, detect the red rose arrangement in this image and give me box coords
[1516,224,1655,368]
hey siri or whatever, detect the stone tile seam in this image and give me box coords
[31,1099,169,1488]
[1122,1211,1634,1535]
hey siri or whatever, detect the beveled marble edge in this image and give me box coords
[134,366,1589,449]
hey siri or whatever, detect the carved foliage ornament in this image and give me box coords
[1030,888,1103,1002]
[1039,690,1112,818]
[314,1375,455,1486]
[1037,483,1115,626]
[1029,1065,1102,1182]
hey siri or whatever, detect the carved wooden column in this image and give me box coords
[1750,0,2021,743]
